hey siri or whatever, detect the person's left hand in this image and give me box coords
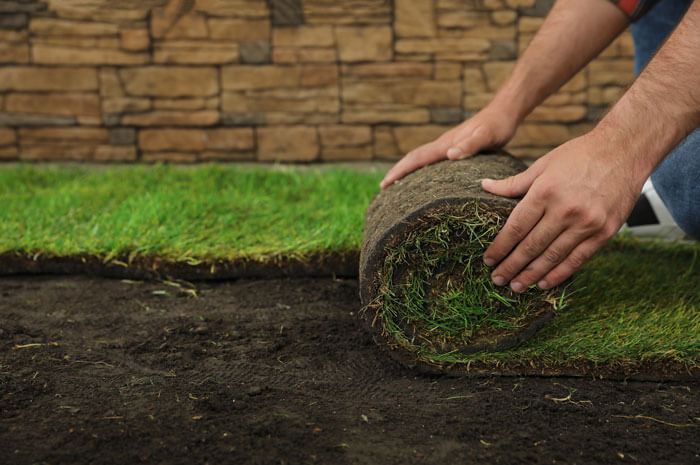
[481,132,646,292]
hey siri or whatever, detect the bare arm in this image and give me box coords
[482,0,700,292]
[381,0,629,188]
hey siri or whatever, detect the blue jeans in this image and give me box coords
[631,0,700,239]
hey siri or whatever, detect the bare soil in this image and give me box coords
[2,275,699,465]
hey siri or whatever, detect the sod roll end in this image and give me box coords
[360,152,565,371]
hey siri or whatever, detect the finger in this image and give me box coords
[483,198,544,270]
[446,126,490,160]
[489,215,564,291]
[509,229,595,292]
[481,162,545,198]
[537,236,605,289]
[381,140,449,189]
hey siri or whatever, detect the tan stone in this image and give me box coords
[93,145,138,161]
[20,144,95,161]
[491,10,517,26]
[0,42,29,64]
[151,2,208,40]
[120,66,219,97]
[201,150,255,161]
[265,112,339,125]
[257,126,319,161]
[208,18,270,41]
[463,92,494,110]
[122,110,220,126]
[518,17,544,33]
[19,127,109,142]
[5,92,100,116]
[273,47,336,63]
[438,11,487,29]
[507,146,551,159]
[31,36,121,49]
[394,53,433,62]
[619,32,635,57]
[221,88,339,114]
[588,60,634,86]
[509,123,592,147]
[335,26,392,62]
[319,125,371,147]
[46,6,149,23]
[342,104,430,124]
[143,151,198,163]
[154,41,239,64]
[103,97,151,114]
[342,79,460,106]
[453,25,515,40]
[527,105,587,122]
[99,68,123,98]
[342,62,433,78]
[0,128,16,146]
[29,18,119,36]
[505,0,535,7]
[373,125,401,159]
[560,71,587,92]
[0,30,27,42]
[483,60,515,91]
[464,66,487,93]
[321,145,373,161]
[393,125,450,153]
[153,98,207,111]
[301,65,338,87]
[0,67,98,91]
[77,116,102,126]
[32,45,150,65]
[273,26,334,47]
[434,63,461,80]
[120,29,150,52]
[139,128,254,152]
[222,65,302,90]
[395,37,491,56]
[395,0,435,38]
[194,0,270,18]
[0,146,18,160]
[587,85,625,105]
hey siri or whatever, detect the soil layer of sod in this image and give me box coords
[2,275,699,464]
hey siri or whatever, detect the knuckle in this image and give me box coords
[506,221,527,240]
[542,247,564,264]
[566,250,589,270]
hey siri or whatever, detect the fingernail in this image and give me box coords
[481,178,493,188]
[483,256,496,267]
[511,281,524,293]
[538,280,549,290]
[447,148,464,159]
[492,275,506,286]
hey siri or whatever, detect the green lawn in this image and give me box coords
[1,163,698,369]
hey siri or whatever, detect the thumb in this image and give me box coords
[481,164,542,198]
[446,126,492,160]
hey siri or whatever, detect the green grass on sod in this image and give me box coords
[1,164,698,370]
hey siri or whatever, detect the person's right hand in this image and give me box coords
[380,106,519,189]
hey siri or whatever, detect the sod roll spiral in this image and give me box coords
[360,152,564,371]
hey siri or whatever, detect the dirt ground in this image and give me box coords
[1,275,699,465]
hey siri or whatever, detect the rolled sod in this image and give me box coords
[359,152,565,371]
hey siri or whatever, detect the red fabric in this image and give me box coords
[616,0,639,15]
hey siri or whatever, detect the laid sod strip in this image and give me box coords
[0,163,383,261]
[360,154,564,365]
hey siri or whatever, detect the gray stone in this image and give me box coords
[221,112,265,126]
[239,41,270,64]
[270,0,304,26]
[489,39,517,60]
[430,107,464,124]
[0,13,27,29]
[109,127,136,146]
[102,115,121,127]
[0,113,75,126]
[0,1,48,13]
[587,105,607,122]
[521,0,555,17]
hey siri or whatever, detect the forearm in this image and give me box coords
[492,0,628,123]
[593,0,700,182]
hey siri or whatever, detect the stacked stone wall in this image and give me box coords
[0,0,634,162]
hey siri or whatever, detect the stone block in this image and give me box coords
[0,40,28,63]
[483,60,515,91]
[240,41,270,64]
[99,68,123,98]
[491,10,517,26]
[342,62,433,78]
[122,110,220,126]
[257,126,319,161]
[222,65,302,90]
[319,125,371,147]
[153,98,206,111]
[505,0,536,7]
[20,144,96,161]
[527,105,587,122]
[0,2,47,13]
[509,123,584,147]
[0,29,26,41]
[0,146,17,159]
[0,13,28,30]
[0,113,76,126]
[120,66,219,97]
[430,107,463,124]
[143,151,198,163]
[102,97,151,114]
[151,3,207,39]
[32,45,150,65]
[208,18,270,41]
[588,60,634,86]
[19,127,109,142]
[335,26,392,62]
[5,92,100,117]
[342,79,460,107]
[139,128,254,152]
[395,37,490,59]
[301,65,338,87]
[154,41,239,64]
[463,92,493,110]
[489,39,517,60]
[342,104,430,124]
[395,0,435,38]
[109,128,137,146]
[434,63,461,80]
[30,18,119,36]
[270,0,304,26]
[272,47,335,63]
[193,0,270,18]
[373,125,401,159]
[437,10,487,29]
[519,0,555,16]
[93,145,138,161]
[273,26,334,47]
[321,145,373,161]
[221,112,265,126]
[303,0,391,25]
[0,66,98,91]
[0,127,16,146]
[120,29,150,52]
[222,87,339,115]
[393,125,450,153]
[200,150,255,161]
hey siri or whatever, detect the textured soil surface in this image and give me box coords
[2,275,699,465]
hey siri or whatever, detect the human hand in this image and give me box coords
[380,106,518,189]
[481,133,644,292]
